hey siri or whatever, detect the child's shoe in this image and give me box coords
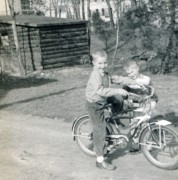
[96,160,116,170]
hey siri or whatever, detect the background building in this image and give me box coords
[0,0,30,15]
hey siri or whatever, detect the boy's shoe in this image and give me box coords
[129,147,140,153]
[129,142,140,154]
[96,160,116,171]
[103,149,110,157]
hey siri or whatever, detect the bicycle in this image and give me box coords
[72,86,178,170]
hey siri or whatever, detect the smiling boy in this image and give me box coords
[86,50,128,170]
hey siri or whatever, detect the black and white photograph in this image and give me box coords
[0,0,178,179]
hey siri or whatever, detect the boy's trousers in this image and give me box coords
[86,101,106,156]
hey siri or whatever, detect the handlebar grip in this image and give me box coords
[144,86,154,99]
[128,86,154,100]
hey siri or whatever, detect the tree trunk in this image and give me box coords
[86,0,91,49]
[7,0,25,76]
[5,0,8,15]
[49,0,52,17]
[58,0,63,18]
[112,0,120,65]
[72,0,78,19]
[76,0,81,19]
[65,2,72,19]
[71,0,81,19]
[105,0,115,29]
[54,8,58,17]
[161,0,176,74]
[130,0,137,8]
[81,0,85,20]
[87,0,91,21]
[52,0,60,18]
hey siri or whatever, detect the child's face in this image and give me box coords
[125,65,139,79]
[93,56,108,73]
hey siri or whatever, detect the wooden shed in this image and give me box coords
[0,15,90,71]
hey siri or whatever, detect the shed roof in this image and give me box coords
[0,15,88,27]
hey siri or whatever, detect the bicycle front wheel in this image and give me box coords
[140,124,178,170]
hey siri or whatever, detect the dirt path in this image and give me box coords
[0,111,178,180]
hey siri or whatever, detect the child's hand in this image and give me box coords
[117,89,129,96]
[129,84,146,90]
[129,84,143,89]
[111,75,120,83]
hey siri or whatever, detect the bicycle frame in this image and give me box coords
[72,86,172,150]
[108,107,173,150]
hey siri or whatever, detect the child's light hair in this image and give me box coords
[92,50,107,62]
[124,60,139,70]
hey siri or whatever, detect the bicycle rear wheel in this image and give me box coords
[140,124,178,170]
[74,115,95,156]
[74,115,113,156]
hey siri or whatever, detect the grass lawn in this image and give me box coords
[0,67,178,126]
[0,34,178,125]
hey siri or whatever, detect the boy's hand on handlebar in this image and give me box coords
[117,89,129,96]
[129,84,146,90]
[111,75,120,84]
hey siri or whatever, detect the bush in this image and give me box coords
[117,4,177,74]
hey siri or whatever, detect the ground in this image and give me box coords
[0,66,178,179]
[1,111,178,180]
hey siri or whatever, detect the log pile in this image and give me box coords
[0,15,90,70]
[40,24,90,69]
[9,26,42,71]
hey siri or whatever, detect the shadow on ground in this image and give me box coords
[107,141,141,164]
[151,112,178,127]
[0,73,58,89]
[164,112,178,126]
[0,85,85,110]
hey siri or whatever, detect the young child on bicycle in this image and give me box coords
[112,60,158,110]
[112,60,158,152]
[85,50,128,170]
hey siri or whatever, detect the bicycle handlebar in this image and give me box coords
[128,86,155,100]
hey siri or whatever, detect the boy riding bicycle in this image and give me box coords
[85,50,128,170]
[86,54,158,170]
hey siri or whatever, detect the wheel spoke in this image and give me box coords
[149,148,160,158]
[77,132,92,139]
[141,124,178,169]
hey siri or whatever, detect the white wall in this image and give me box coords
[43,0,131,22]
[90,0,110,22]
[0,0,9,15]
[0,0,22,15]
[86,0,131,23]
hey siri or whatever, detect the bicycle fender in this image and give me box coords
[155,119,172,126]
[71,114,89,141]
[138,120,172,144]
